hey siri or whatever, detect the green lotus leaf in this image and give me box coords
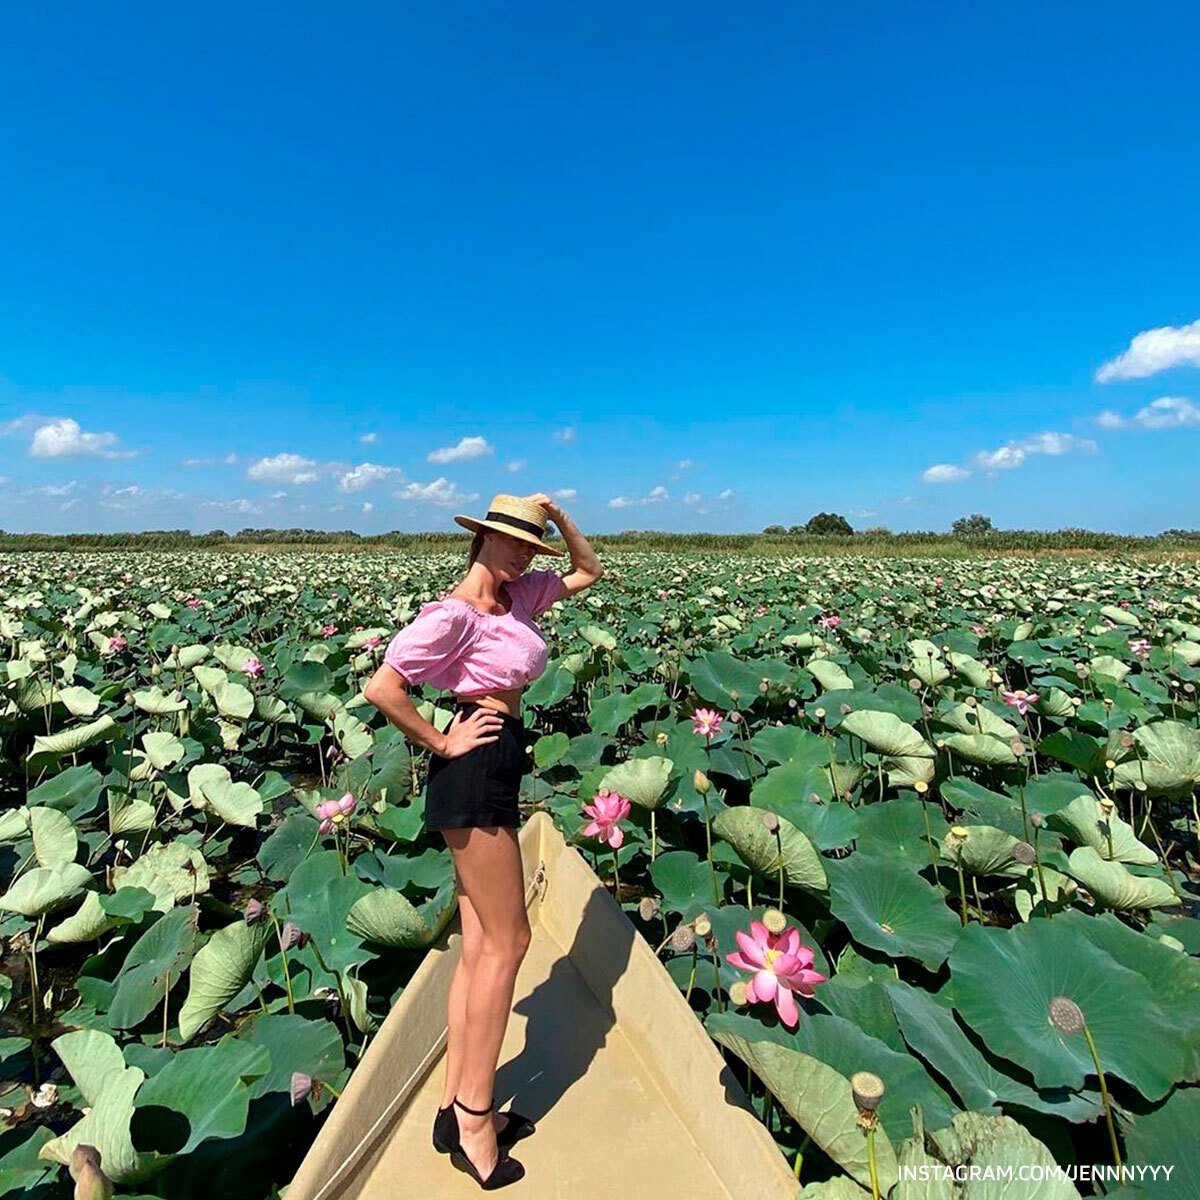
[826,853,960,970]
[0,807,31,841]
[1066,847,1176,911]
[948,919,1186,1099]
[332,709,373,759]
[177,918,272,1041]
[1010,865,1078,922]
[942,732,1018,767]
[807,657,855,692]
[38,1029,155,1184]
[346,884,455,948]
[648,851,716,921]
[140,731,186,772]
[30,805,78,868]
[1112,720,1200,796]
[28,714,119,764]
[578,623,617,652]
[598,755,673,809]
[47,890,116,943]
[1048,792,1156,864]
[1090,654,1130,682]
[0,861,92,916]
[209,643,261,673]
[940,703,1021,740]
[109,795,157,835]
[910,652,950,687]
[855,797,950,867]
[711,805,827,892]
[1035,687,1075,719]
[1123,1085,1200,1200]
[108,904,201,1029]
[947,652,991,688]
[705,1015,899,1193]
[131,686,190,714]
[1099,604,1139,628]
[929,1111,1082,1200]
[112,842,211,911]
[1167,638,1200,667]
[238,1012,346,1101]
[840,710,935,786]
[57,685,101,717]
[939,824,1020,876]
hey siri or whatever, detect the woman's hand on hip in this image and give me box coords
[440,707,506,758]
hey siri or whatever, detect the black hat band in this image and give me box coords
[484,510,544,537]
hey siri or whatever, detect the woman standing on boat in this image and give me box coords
[364,492,603,1190]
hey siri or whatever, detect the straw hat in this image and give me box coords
[454,493,565,556]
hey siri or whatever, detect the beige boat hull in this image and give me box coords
[284,809,801,1199]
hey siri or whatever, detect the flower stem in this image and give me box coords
[1082,1021,1122,1167]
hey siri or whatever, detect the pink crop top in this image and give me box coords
[383,569,564,694]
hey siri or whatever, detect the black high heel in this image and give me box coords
[434,1097,536,1154]
[448,1095,526,1189]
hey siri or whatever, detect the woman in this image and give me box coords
[363,492,603,1190]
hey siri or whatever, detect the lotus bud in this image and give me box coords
[70,1146,113,1200]
[1030,810,1045,829]
[1048,996,1085,1036]
[1013,841,1036,866]
[669,924,696,953]
[908,678,922,691]
[290,1072,314,1106]
[637,897,660,922]
[760,810,780,833]
[693,769,711,796]
[150,663,161,677]
[280,921,304,950]
[729,688,740,704]
[244,898,265,925]
[762,907,787,934]
[729,980,749,1006]
[808,792,822,804]
[729,710,742,725]
[655,731,669,746]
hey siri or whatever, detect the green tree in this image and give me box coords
[951,513,994,536]
[804,512,854,535]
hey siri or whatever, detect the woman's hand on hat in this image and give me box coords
[525,492,563,521]
[440,706,506,758]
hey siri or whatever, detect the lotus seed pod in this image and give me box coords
[760,810,780,833]
[638,896,660,922]
[693,769,711,795]
[729,980,749,1006]
[655,731,668,746]
[907,678,921,691]
[1070,696,1083,707]
[913,780,929,795]
[1134,778,1148,793]
[1048,996,1085,1036]
[1010,738,1026,757]
[758,680,770,693]
[694,913,712,938]
[762,907,787,934]
[1030,810,1045,829]
[670,924,696,953]
[814,707,826,720]
[788,697,798,709]
[1098,796,1116,817]
[1185,682,1196,695]
[965,695,977,708]
[840,702,853,714]
[729,711,742,724]
[850,1071,886,1112]
[1013,841,1036,866]
[1102,697,1114,709]
[1104,758,1117,770]
[948,826,969,850]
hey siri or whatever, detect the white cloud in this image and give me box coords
[683,491,701,505]
[973,445,1026,471]
[922,464,972,484]
[201,497,263,514]
[1096,318,1200,382]
[269,490,287,500]
[36,481,79,497]
[507,458,526,472]
[553,426,577,443]
[427,436,493,464]
[394,477,479,506]
[608,485,668,509]
[717,487,734,500]
[677,459,693,469]
[972,432,1096,473]
[338,463,401,493]
[247,453,321,485]
[362,501,375,514]
[358,432,378,444]
[29,417,135,459]
[183,452,239,467]
[1096,396,1200,431]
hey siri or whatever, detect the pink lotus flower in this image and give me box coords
[692,707,724,739]
[316,792,357,834]
[755,604,769,616]
[1129,638,1151,658]
[818,614,841,630]
[362,634,383,652]
[581,789,632,848]
[185,597,202,609]
[107,635,127,653]
[726,919,826,1028]
[970,623,987,636]
[657,589,670,600]
[934,576,944,588]
[1148,598,1163,611]
[1001,689,1040,716]
[242,657,264,678]
[321,623,338,638]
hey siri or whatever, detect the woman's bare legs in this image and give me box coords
[439,826,531,1180]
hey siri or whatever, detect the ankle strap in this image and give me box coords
[454,1094,494,1116]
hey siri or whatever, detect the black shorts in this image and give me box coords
[424,702,534,831]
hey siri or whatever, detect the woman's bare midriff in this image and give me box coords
[454,686,524,719]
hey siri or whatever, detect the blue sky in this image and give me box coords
[1,2,1198,536]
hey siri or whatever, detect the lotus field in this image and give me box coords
[2,549,1199,1199]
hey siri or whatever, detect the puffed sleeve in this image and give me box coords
[383,603,477,685]
[512,568,566,617]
